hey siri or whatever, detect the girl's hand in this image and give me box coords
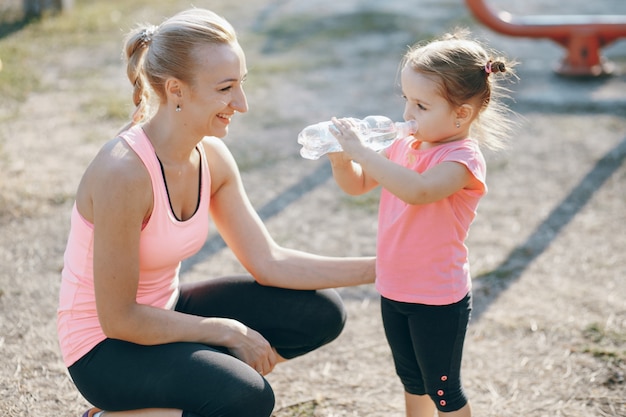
[223,319,278,375]
[330,117,366,158]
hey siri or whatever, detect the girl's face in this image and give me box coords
[401,66,464,146]
[185,42,248,138]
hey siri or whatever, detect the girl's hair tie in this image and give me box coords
[484,60,506,75]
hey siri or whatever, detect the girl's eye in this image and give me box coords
[402,95,426,110]
[219,86,233,92]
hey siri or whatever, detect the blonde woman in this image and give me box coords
[57,8,375,417]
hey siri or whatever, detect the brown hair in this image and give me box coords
[402,29,518,149]
[123,8,237,124]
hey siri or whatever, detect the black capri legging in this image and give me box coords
[68,275,346,417]
[381,292,472,413]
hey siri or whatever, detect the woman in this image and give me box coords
[57,8,375,417]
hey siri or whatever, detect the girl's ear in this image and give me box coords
[456,103,475,124]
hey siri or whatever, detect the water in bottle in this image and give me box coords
[298,115,417,160]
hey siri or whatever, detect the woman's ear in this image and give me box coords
[164,77,183,101]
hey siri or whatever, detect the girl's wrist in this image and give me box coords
[327,152,352,167]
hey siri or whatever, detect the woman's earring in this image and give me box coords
[176,104,181,112]
[455,120,461,128]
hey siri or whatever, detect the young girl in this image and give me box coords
[327,30,517,416]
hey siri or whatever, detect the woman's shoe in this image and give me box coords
[82,408,102,417]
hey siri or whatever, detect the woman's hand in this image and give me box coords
[221,318,278,375]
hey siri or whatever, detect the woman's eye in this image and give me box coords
[219,86,233,92]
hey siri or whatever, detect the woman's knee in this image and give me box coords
[318,288,347,332]
[204,377,274,417]
[304,289,347,347]
[273,288,346,360]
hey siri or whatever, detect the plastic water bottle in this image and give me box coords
[298,115,418,160]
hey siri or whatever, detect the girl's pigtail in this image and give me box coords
[484,60,507,75]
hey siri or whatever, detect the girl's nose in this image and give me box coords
[402,107,410,122]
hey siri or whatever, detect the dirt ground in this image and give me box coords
[0,0,625,416]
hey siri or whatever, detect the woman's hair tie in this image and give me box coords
[140,26,156,47]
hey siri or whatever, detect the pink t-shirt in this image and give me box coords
[57,126,211,366]
[375,138,486,305]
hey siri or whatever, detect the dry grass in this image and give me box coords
[1,1,625,416]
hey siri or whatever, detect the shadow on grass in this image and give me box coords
[0,3,70,40]
[471,135,626,320]
[0,6,41,40]
[0,17,30,40]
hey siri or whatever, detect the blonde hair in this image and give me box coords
[402,29,517,149]
[123,8,237,124]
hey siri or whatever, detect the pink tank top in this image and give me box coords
[57,125,211,366]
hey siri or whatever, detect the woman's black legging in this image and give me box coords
[68,275,346,417]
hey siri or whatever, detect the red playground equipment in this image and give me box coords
[465,0,626,77]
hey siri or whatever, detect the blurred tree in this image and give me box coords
[23,0,73,18]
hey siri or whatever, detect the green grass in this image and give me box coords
[0,40,39,103]
[274,400,319,417]
[342,189,381,213]
[582,322,626,361]
[0,0,183,106]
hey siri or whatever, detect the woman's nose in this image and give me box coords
[231,87,248,113]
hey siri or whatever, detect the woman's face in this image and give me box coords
[185,42,248,138]
[401,66,461,145]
